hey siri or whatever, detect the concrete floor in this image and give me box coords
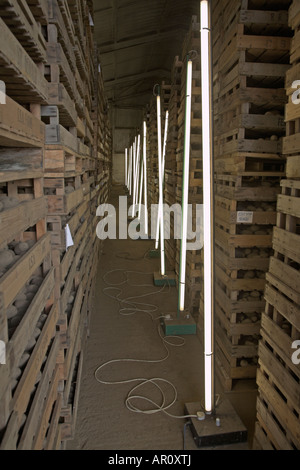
[67,186,258,451]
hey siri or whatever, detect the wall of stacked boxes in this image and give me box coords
[253,0,300,450]
[0,0,112,450]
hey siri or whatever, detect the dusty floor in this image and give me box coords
[67,186,257,451]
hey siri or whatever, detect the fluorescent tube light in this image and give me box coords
[143,121,148,235]
[156,91,165,276]
[200,0,214,415]
[125,148,128,188]
[178,58,193,312]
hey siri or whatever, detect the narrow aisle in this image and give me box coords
[67,187,255,451]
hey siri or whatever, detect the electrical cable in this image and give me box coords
[102,268,170,318]
[113,247,157,262]
[94,324,197,419]
[188,49,198,61]
[94,265,199,421]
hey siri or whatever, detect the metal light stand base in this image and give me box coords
[153,271,177,287]
[161,310,196,335]
[149,248,160,258]
[184,400,248,448]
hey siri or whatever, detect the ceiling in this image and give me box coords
[93,0,199,110]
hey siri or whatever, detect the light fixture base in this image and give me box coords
[161,310,196,335]
[184,399,248,448]
[153,271,177,287]
[149,249,160,258]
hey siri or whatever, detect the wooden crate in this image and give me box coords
[0,0,47,64]
[0,233,61,447]
[215,173,283,201]
[0,96,45,148]
[60,233,99,438]
[60,348,83,441]
[0,178,47,251]
[214,0,291,166]
[255,309,300,449]
[26,0,49,24]
[0,324,62,449]
[0,16,48,104]
[45,27,84,118]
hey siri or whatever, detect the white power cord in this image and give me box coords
[102,268,170,319]
[94,266,199,420]
[94,325,198,419]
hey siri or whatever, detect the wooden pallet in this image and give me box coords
[0,16,48,104]
[0,0,47,64]
[215,173,283,201]
[0,231,56,441]
[58,235,99,440]
[46,197,89,250]
[60,348,84,441]
[255,311,300,449]
[45,28,84,118]
[26,0,49,24]
[0,318,62,449]
[0,177,47,247]
[0,96,45,148]
[214,79,287,118]
[215,194,277,226]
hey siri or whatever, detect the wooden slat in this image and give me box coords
[0,233,50,311]
[0,17,48,102]
[0,96,45,147]
[0,198,46,247]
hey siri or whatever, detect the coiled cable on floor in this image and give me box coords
[94,267,199,420]
[94,325,197,419]
[102,268,171,319]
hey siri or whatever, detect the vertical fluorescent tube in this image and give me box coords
[129,146,133,196]
[178,59,193,313]
[132,136,141,217]
[157,91,165,276]
[201,0,214,415]
[131,139,137,215]
[143,121,148,236]
[125,148,128,188]
[155,110,169,250]
[135,135,141,207]
[138,160,144,220]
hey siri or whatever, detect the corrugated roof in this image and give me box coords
[93,0,199,108]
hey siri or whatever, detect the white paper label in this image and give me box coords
[237,211,253,224]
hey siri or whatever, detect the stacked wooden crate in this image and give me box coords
[164,57,182,270]
[0,1,61,449]
[44,0,105,444]
[0,0,112,449]
[147,95,159,217]
[92,47,112,207]
[175,16,203,316]
[212,0,292,391]
[253,0,300,450]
